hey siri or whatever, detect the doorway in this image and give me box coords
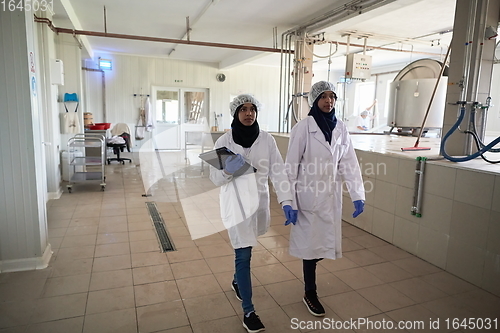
[152,87,209,150]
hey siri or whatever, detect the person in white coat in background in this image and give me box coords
[209,94,297,333]
[355,99,377,132]
[355,110,370,131]
[285,81,365,317]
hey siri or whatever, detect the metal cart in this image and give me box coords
[67,133,106,192]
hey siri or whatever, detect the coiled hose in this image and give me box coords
[440,104,500,162]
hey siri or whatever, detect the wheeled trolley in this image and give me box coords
[67,133,106,192]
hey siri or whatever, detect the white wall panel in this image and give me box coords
[0,10,50,271]
[486,64,500,137]
[37,12,62,199]
[82,69,104,122]
[56,34,84,152]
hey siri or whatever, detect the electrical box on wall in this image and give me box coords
[345,53,372,80]
[50,59,64,85]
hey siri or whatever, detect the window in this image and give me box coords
[354,82,376,116]
[153,88,209,125]
[156,91,179,123]
[183,91,206,124]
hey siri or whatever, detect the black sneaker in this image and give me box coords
[243,312,265,333]
[231,281,242,301]
[303,290,325,317]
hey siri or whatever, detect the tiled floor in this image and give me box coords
[1,150,499,333]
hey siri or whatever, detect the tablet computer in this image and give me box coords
[199,147,256,177]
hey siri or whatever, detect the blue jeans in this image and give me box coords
[303,258,323,292]
[233,246,254,314]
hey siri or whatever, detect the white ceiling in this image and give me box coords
[51,0,457,72]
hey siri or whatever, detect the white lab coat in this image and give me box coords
[210,130,293,249]
[355,115,370,132]
[286,116,365,260]
[145,97,154,132]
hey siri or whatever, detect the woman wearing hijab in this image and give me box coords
[209,94,296,333]
[285,81,365,316]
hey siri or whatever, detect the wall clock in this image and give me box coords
[216,73,226,82]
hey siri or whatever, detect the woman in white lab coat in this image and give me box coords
[209,94,296,333]
[285,81,365,317]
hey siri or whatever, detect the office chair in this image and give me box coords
[107,124,132,164]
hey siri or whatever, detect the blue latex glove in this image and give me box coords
[353,200,365,218]
[224,154,245,174]
[283,205,298,226]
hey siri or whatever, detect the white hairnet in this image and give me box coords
[361,111,368,116]
[308,81,336,106]
[229,94,261,116]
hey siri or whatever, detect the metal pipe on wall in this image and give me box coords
[469,0,488,103]
[284,32,293,132]
[453,0,494,155]
[411,157,427,217]
[287,33,292,130]
[460,0,478,102]
[467,0,490,152]
[279,31,295,132]
[279,32,294,133]
[290,33,295,128]
[278,33,285,133]
[293,30,305,123]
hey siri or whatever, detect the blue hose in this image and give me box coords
[470,108,500,153]
[441,105,500,162]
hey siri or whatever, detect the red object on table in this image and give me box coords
[94,123,111,129]
[89,124,106,130]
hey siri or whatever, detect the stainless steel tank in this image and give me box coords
[387,59,448,130]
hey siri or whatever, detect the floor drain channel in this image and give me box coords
[146,202,176,252]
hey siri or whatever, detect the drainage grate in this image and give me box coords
[146,202,176,252]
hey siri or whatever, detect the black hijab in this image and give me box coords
[231,104,260,148]
[308,99,337,144]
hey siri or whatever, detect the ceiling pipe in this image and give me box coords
[168,0,219,56]
[284,0,396,36]
[340,29,453,47]
[34,15,293,54]
[34,16,56,32]
[103,6,107,34]
[315,40,442,56]
[72,31,83,50]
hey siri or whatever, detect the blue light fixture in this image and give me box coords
[99,58,112,70]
